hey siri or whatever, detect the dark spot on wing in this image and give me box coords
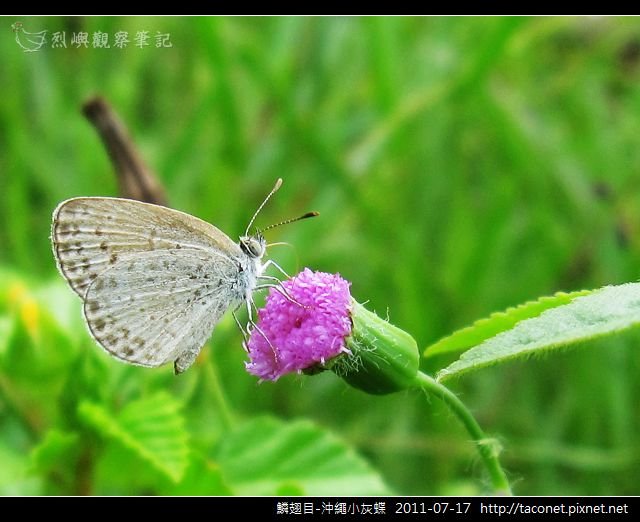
[94,318,106,332]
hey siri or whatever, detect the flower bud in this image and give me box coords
[332,300,419,395]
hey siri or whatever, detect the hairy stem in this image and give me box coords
[414,371,512,495]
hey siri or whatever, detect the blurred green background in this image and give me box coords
[2,16,640,495]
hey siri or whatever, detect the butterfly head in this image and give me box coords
[239,233,266,259]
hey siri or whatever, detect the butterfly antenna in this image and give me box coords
[260,211,319,234]
[245,178,283,237]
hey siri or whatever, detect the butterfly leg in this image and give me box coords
[261,259,291,279]
[232,310,249,349]
[255,282,309,309]
[247,320,279,366]
[257,274,282,284]
[244,297,279,366]
[258,261,309,306]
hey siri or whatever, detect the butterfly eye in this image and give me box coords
[240,236,265,258]
[249,237,265,257]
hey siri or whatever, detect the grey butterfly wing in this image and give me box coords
[51,197,240,298]
[83,249,241,373]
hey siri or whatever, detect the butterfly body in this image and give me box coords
[51,197,266,373]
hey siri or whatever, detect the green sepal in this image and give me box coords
[332,300,419,394]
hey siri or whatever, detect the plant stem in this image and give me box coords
[74,445,94,496]
[204,357,235,431]
[413,371,512,495]
[82,96,167,206]
[0,373,43,440]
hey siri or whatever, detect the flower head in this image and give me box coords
[245,268,352,381]
[245,268,420,394]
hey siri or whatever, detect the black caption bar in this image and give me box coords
[2,496,636,520]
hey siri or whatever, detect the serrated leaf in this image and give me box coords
[159,453,231,495]
[437,283,640,381]
[216,417,390,495]
[425,289,591,358]
[29,429,80,474]
[79,392,189,482]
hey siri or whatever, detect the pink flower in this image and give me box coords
[245,268,352,381]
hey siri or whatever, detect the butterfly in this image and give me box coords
[50,179,317,374]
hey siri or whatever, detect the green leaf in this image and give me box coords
[93,441,172,494]
[78,392,189,482]
[437,283,640,381]
[160,453,231,495]
[0,315,13,359]
[59,353,111,428]
[34,280,88,338]
[425,289,591,358]
[30,429,80,475]
[0,441,42,495]
[216,417,390,495]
